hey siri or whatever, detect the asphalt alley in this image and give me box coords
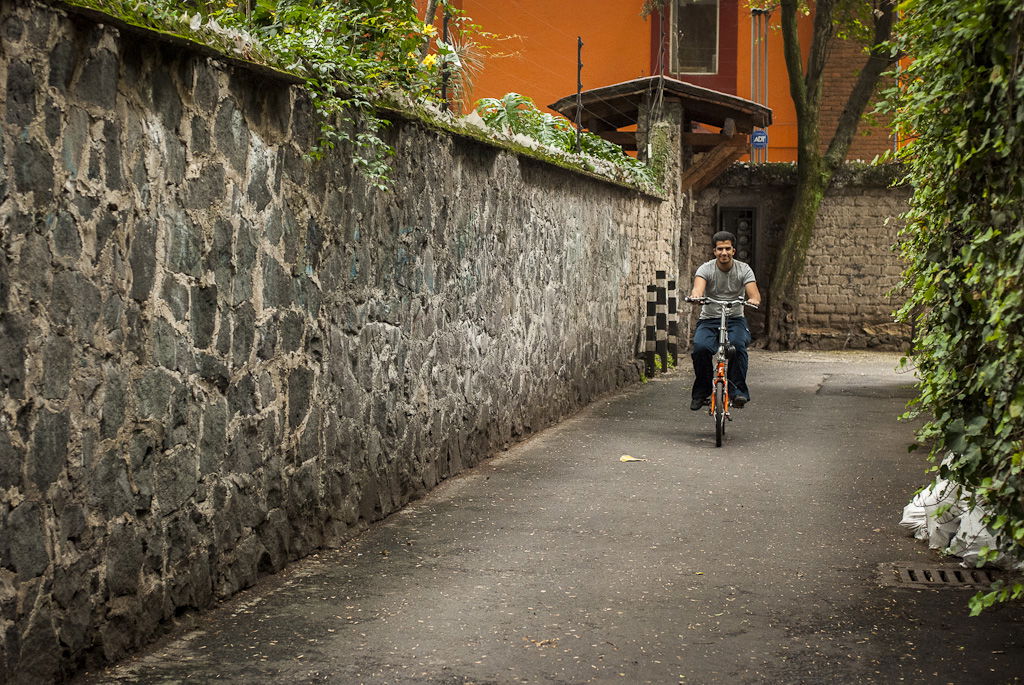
[79,351,1024,685]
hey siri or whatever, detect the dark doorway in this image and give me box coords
[718,206,756,265]
[717,206,763,338]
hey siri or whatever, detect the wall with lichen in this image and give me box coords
[0,1,681,680]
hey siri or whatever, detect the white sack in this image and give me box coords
[920,479,968,550]
[900,499,928,539]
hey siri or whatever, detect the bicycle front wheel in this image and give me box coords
[714,383,725,447]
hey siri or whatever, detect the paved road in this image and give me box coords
[80,351,1024,684]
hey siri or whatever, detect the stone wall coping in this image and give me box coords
[52,0,668,201]
[53,0,305,84]
[378,103,669,201]
[711,161,910,189]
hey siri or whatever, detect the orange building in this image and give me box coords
[427,1,892,163]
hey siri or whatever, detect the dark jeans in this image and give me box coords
[691,317,751,402]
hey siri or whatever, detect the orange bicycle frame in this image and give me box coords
[709,360,729,415]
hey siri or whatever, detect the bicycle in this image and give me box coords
[683,296,758,447]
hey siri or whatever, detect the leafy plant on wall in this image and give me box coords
[61,0,448,187]
[887,0,1024,612]
[474,93,657,187]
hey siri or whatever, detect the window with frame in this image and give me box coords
[673,0,719,74]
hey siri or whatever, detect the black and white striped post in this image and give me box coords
[645,284,657,377]
[656,270,668,372]
[668,278,678,365]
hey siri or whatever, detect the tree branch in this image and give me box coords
[805,0,836,110]
[780,0,807,118]
[419,0,440,57]
[824,0,898,168]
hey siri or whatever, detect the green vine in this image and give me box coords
[473,93,658,189]
[884,0,1024,611]
[60,0,446,188]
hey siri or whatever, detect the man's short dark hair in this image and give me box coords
[712,231,737,247]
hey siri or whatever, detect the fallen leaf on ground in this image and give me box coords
[620,455,648,462]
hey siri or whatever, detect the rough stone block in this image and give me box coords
[161,276,189,323]
[5,502,48,581]
[103,119,123,191]
[226,373,257,420]
[165,216,203,277]
[287,367,313,429]
[154,448,198,515]
[52,268,101,334]
[150,68,183,132]
[199,400,227,475]
[104,523,143,597]
[0,313,28,399]
[230,304,255,367]
[214,99,248,175]
[134,369,178,421]
[51,210,83,260]
[262,257,293,310]
[247,150,271,211]
[0,430,21,490]
[28,409,69,492]
[40,335,73,400]
[129,219,157,301]
[74,49,118,109]
[12,602,60,684]
[6,60,37,127]
[12,137,53,202]
[190,284,217,349]
[280,311,304,352]
[152,318,179,370]
[184,162,225,210]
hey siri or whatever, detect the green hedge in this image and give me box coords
[887,0,1024,612]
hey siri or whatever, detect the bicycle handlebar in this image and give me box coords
[684,296,758,310]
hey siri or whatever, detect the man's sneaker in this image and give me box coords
[732,395,749,408]
[690,396,709,411]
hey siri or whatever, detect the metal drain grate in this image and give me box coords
[881,563,1001,589]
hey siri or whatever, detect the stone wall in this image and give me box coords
[687,164,911,349]
[0,1,680,680]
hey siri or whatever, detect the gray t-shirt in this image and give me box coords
[695,259,756,319]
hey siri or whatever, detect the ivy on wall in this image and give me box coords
[58,0,656,190]
[473,93,657,188]
[887,0,1024,611]
[59,0,448,187]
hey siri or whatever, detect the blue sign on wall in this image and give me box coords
[751,130,769,149]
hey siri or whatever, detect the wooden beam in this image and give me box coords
[549,75,773,130]
[678,134,750,193]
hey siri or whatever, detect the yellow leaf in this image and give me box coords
[620,455,647,462]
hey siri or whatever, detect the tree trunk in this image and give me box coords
[765,163,829,349]
[764,0,898,349]
[419,0,441,56]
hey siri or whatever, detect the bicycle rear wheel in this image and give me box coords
[714,383,725,447]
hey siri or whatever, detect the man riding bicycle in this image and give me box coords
[688,231,761,411]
